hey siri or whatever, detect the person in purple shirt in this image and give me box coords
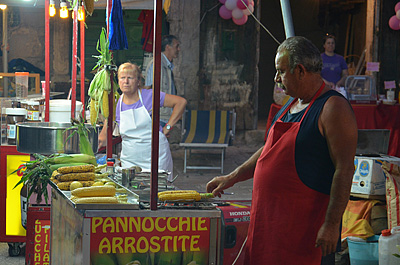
[98,62,186,177]
[321,35,348,89]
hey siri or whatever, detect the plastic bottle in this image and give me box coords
[379,229,399,264]
[107,161,115,178]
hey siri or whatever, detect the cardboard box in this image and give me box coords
[351,155,400,195]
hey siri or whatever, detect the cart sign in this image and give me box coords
[33,219,51,264]
[90,217,211,265]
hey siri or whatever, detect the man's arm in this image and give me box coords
[206,146,264,197]
[336,69,349,87]
[162,94,187,135]
[315,95,358,256]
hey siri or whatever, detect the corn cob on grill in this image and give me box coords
[71,196,118,204]
[57,181,94,191]
[71,185,116,197]
[158,190,214,202]
[56,172,96,182]
[57,164,95,174]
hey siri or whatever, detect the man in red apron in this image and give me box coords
[207,36,357,264]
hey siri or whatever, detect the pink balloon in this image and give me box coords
[397,9,400,20]
[219,5,232,20]
[219,0,227,4]
[237,0,249,10]
[233,14,248,25]
[243,4,254,15]
[232,8,244,19]
[225,0,237,11]
[395,2,400,12]
[389,15,400,30]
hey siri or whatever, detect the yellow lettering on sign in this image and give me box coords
[34,243,41,252]
[43,253,50,261]
[179,217,190,231]
[34,252,41,261]
[197,218,207,231]
[103,217,115,233]
[125,237,136,253]
[179,235,190,252]
[129,217,141,232]
[35,221,42,233]
[190,235,200,251]
[166,217,177,231]
[136,236,149,253]
[35,234,41,242]
[116,217,128,233]
[155,217,166,232]
[149,236,161,252]
[142,217,154,232]
[98,238,111,254]
[112,237,123,253]
[92,217,103,233]
[161,236,172,252]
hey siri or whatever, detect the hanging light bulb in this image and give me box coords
[49,0,56,17]
[77,4,85,21]
[60,1,68,19]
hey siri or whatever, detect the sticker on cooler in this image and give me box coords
[359,161,370,177]
[7,124,16,139]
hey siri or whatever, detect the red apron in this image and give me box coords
[245,84,330,264]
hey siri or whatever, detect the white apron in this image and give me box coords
[119,91,173,178]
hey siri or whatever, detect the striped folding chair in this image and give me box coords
[180,109,236,173]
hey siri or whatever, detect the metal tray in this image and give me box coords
[50,181,140,210]
[17,122,99,154]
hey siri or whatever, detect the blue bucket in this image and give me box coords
[347,235,379,265]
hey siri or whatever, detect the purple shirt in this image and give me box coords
[321,53,348,84]
[116,89,166,131]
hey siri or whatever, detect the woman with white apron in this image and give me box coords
[99,62,187,181]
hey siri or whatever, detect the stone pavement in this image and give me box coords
[0,129,265,263]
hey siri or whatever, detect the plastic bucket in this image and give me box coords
[48,100,82,123]
[348,235,379,265]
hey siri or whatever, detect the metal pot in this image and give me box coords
[17,122,99,155]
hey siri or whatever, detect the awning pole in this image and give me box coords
[2,7,8,96]
[150,0,163,211]
[45,0,50,121]
[280,0,295,38]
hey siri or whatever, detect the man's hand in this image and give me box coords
[206,175,234,197]
[315,222,340,256]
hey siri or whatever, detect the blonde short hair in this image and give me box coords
[118,62,143,80]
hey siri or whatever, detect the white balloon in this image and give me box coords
[243,4,254,15]
[225,0,237,11]
[232,8,244,19]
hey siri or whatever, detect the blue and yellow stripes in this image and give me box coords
[183,110,230,144]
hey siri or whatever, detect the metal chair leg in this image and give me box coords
[184,148,187,173]
[221,148,225,174]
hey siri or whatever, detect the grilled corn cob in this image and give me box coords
[56,172,96,182]
[50,162,88,172]
[158,190,201,202]
[57,164,95,174]
[71,185,116,197]
[57,181,94,191]
[158,190,199,196]
[71,196,118,204]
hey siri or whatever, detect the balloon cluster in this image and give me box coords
[389,2,400,30]
[219,0,255,25]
